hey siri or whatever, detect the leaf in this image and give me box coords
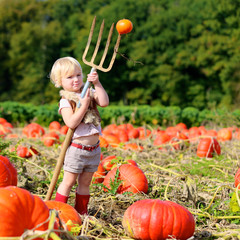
[230,192,240,213]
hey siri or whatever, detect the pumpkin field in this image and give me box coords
[1,117,240,240]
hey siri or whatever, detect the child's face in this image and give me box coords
[61,68,83,92]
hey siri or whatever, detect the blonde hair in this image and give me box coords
[50,57,83,88]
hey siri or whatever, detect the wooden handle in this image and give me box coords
[45,127,74,200]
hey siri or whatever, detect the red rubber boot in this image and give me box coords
[74,193,90,215]
[55,192,68,203]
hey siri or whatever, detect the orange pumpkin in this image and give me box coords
[126,159,138,167]
[0,118,7,124]
[102,155,118,171]
[128,128,140,139]
[116,19,133,35]
[122,199,195,240]
[116,129,129,142]
[124,143,144,151]
[45,200,82,235]
[196,137,221,158]
[16,145,29,158]
[92,162,106,184]
[60,125,69,135]
[137,127,151,139]
[175,122,187,130]
[49,121,61,132]
[0,186,51,237]
[217,128,232,141]
[103,164,148,194]
[102,134,120,147]
[99,135,109,148]
[153,132,171,146]
[42,132,60,147]
[0,156,17,187]
[165,126,179,138]
[22,123,45,138]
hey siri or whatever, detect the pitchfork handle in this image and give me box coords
[80,67,96,98]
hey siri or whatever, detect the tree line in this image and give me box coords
[1,0,240,111]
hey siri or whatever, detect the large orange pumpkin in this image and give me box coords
[122,199,195,240]
[103,164,148,194]
[0,186,51,237]
[0,155,17,187]
[45,200,82,235]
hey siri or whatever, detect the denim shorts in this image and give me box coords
[63,143,101,173]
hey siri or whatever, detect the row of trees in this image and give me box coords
[1,0,240,110]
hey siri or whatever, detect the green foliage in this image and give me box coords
[2,101,240,128]
[1,0,240,110]
[181,107,200,127]
[0,101,61,126]
[97,168,123,195]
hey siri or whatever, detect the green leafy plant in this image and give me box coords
[96,168,123,195]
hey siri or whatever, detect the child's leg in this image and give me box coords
[55,171,78,203]
[75,172,94,214]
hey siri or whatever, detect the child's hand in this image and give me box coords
[87,72,99,85]
[79,88,91,109]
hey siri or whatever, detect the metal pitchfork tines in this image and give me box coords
[80,16,121,98]
[45,16,121,201]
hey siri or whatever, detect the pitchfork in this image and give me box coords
[45,16,121,201]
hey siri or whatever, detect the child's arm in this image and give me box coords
[87,72,109,107]
[61,88,91,129]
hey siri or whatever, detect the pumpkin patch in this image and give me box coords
[0,120,239,239]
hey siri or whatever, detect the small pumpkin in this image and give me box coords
[92,162,106,184]
[196,137,221,158]
[22,123,45,138]
[0,186,51,237]
[60,125,69,135]
[122,199,195,240]
[101,155,118,171]
[217,128,232,141]
[49,121,61,131]
[116,19,133,35]
[103,164,148,194]
[42,132,60,147]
